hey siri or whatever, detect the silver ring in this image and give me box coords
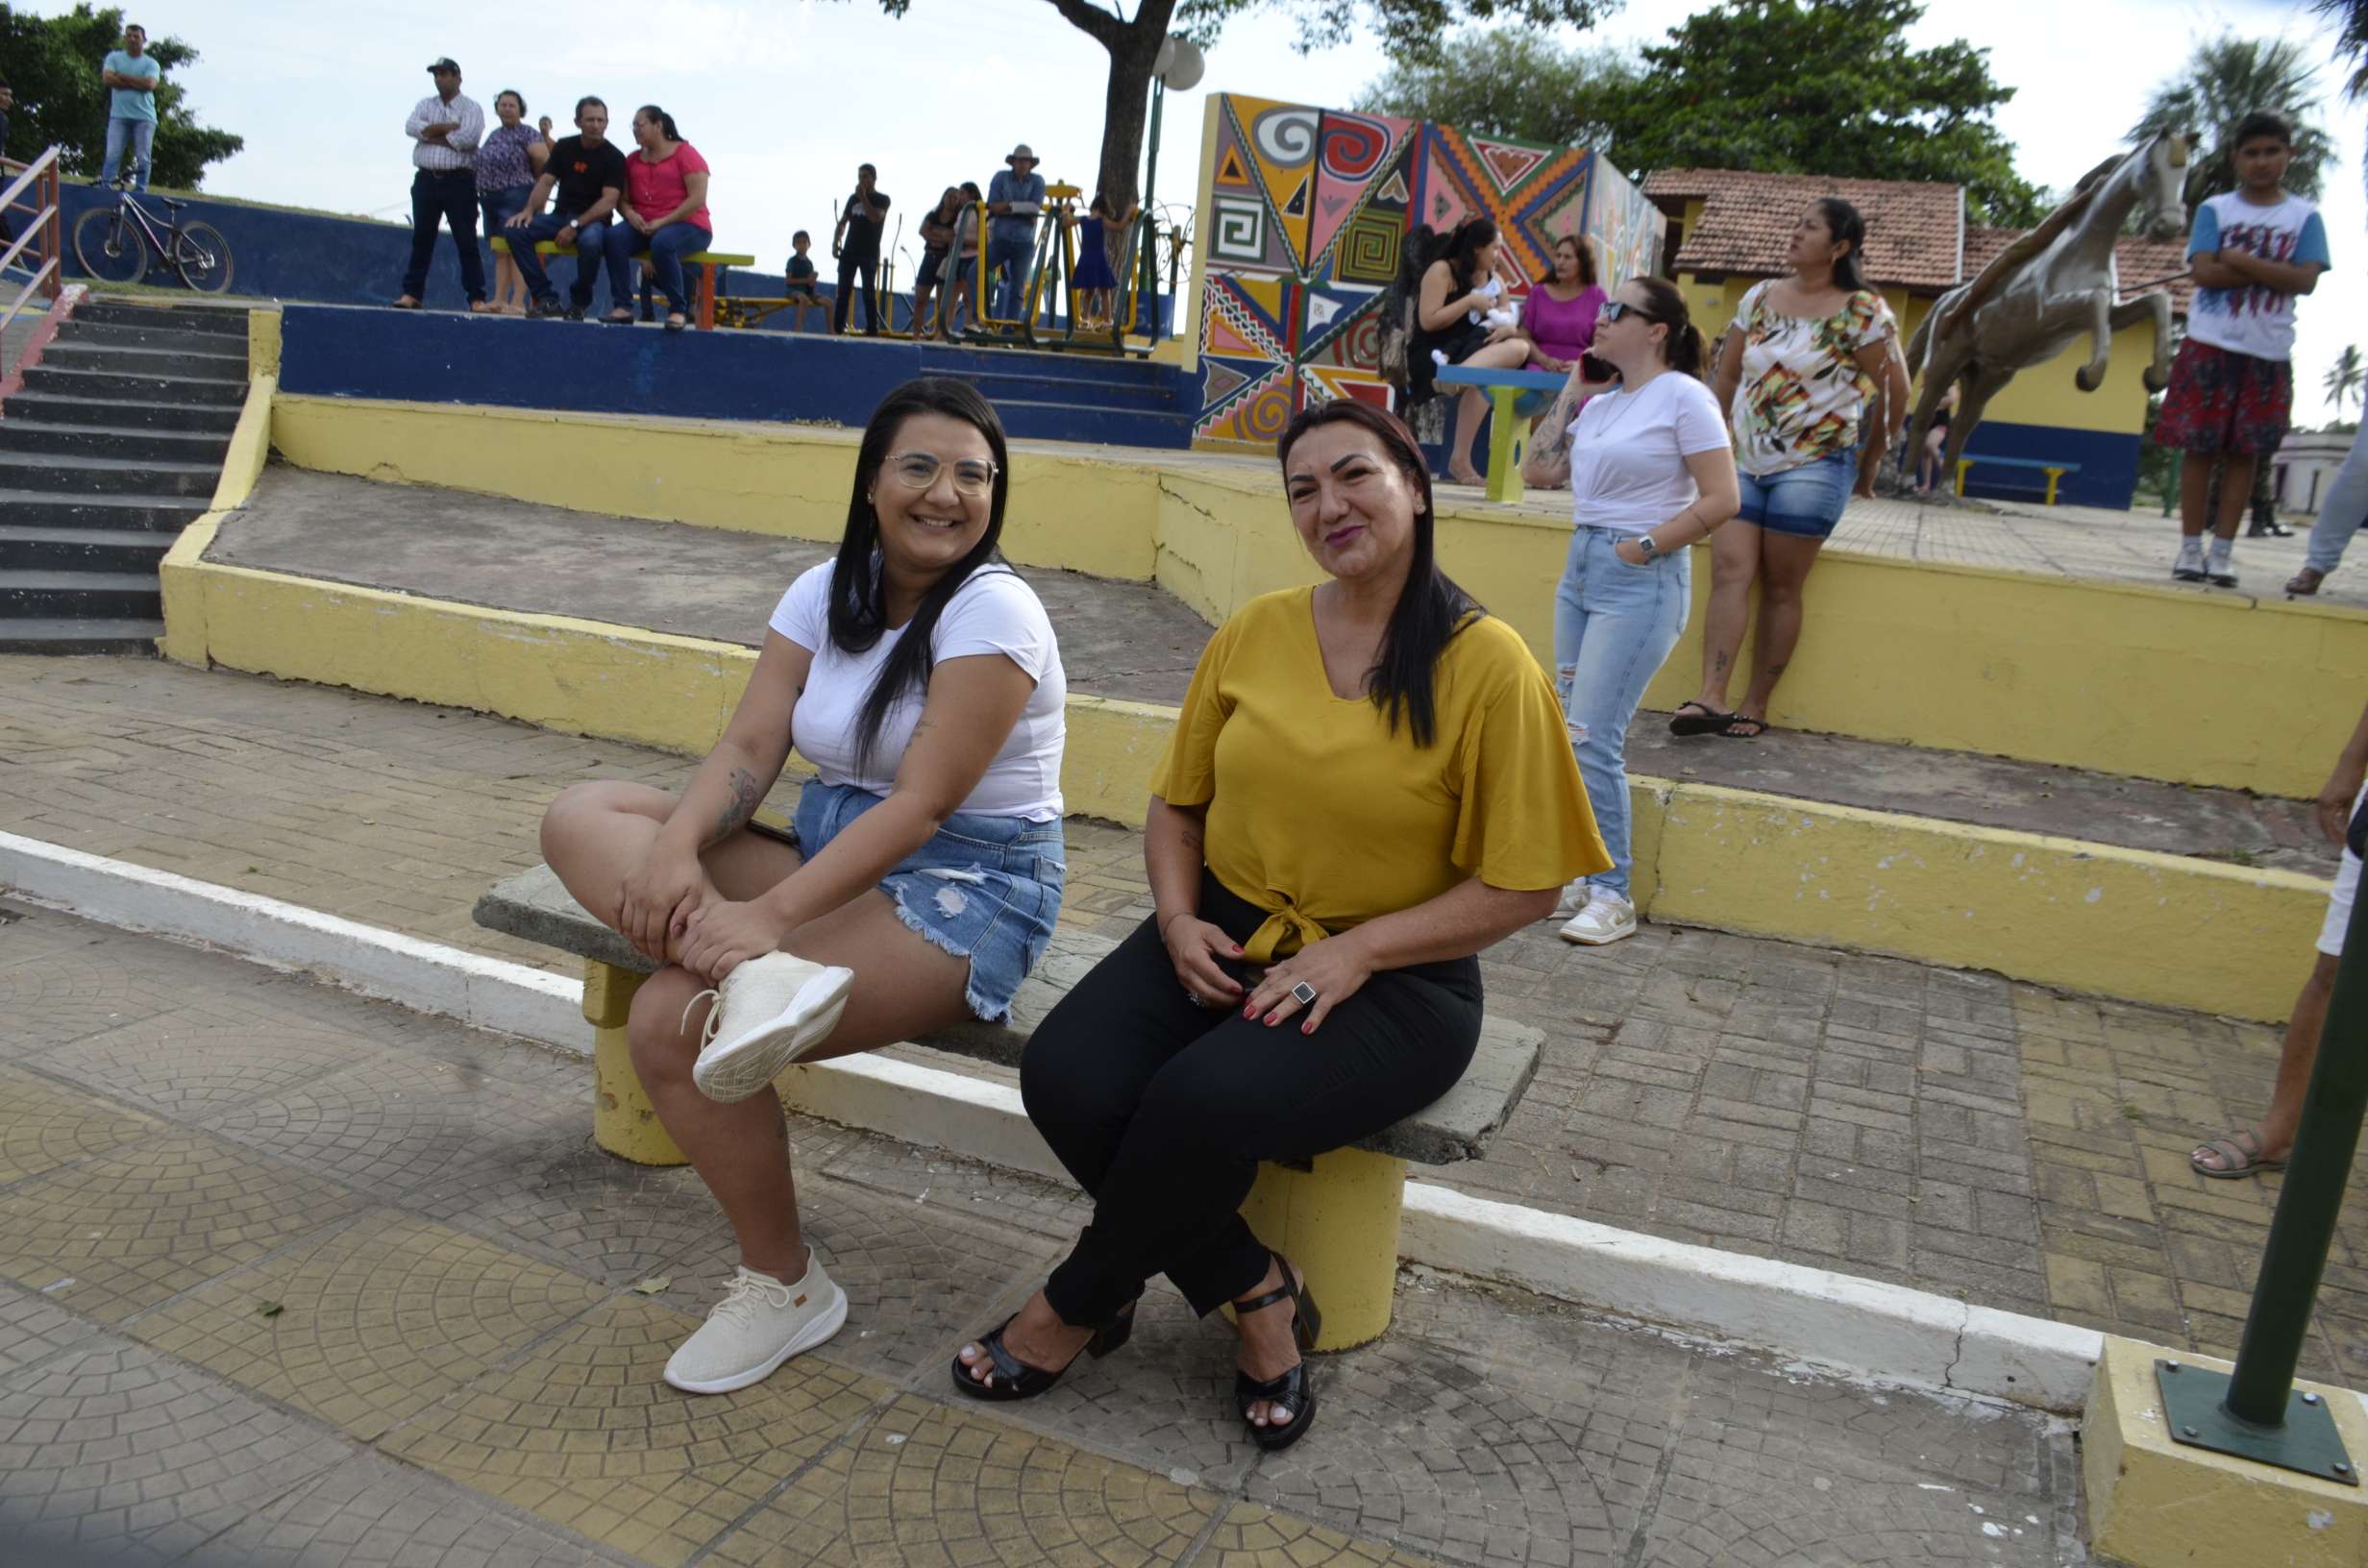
[1291,981,1318,1006]
[1185,989,1202,1007]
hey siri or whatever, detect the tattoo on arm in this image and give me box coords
[711,766,763,843]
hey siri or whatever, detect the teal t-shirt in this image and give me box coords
[104,50,160,122]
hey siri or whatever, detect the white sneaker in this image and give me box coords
[2171,539,2207,581]
[688,950,856,1104]
[2205,540,2237,588]
[1559,895,1638,945]
[1549,878,1591,920]
[664,1253,848,1394]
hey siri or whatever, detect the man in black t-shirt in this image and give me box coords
[831,163,890,335]
[506,96,630,320]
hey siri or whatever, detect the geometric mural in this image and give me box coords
[1193,93,1665,447]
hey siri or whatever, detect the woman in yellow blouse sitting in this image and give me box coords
[950,400,1607,1447]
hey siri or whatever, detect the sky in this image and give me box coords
[46,0,2368,420]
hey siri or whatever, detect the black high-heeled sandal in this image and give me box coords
[949,1297,1136,1402]
[1233,1250,1321,1451]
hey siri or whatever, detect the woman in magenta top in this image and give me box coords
[608,104,713,331]
[1522,234,1607,373]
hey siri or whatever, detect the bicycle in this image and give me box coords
[72,183,233,294]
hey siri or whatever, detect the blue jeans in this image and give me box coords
[1553,527,1692,900]
[2306,425,2368,574]
[1736,451,1856,538]
[985,231,1034,322]
[604,220,710,317]
[478,184,532,234]
[101,117,154,190]
[506,211,626,310]
[401,168,486,304]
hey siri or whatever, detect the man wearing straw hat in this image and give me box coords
[984,143,1045,329]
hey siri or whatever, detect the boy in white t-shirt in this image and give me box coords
[2156,110,2331,588]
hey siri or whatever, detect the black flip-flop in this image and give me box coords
[1669,700,1734,737]
[1718,716,1767,739]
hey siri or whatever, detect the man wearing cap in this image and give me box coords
[98,23,160,192]
[985,144,1046,327]
[831,162,891,336]
[396,58,489,311]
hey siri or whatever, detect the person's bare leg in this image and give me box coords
[1692,520,1763,715]
[2214,453,2257,543]
[1235,1252,1306,1430]
[2180,451,2215,540]
[2195,953,2338,1171]
[955,1288,1098,1386]
[1732,531,1825,724]
[1447,385,1490,485]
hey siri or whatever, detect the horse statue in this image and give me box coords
[1903,131,2189,486]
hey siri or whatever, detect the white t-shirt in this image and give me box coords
[768,561,1066,820]
[2186,190,2331,362]
[1565,372,1732,534]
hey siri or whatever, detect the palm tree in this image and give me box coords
[2330,346,2367,423]
[2129,35,2336,206]
[2313,0,2368,189]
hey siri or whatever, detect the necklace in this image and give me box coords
[1587,376,1656,439]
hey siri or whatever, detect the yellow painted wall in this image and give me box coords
[1981,322,2158,433]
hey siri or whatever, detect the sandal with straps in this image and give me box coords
[1233,1250,1321,1451]
[949,1297,1137,1402]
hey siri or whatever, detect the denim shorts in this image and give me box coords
[793,781,1065,1022]
[1736,451,1857,538]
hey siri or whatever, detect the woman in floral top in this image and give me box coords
[1671,198,1910,741]
[477,91,547,316]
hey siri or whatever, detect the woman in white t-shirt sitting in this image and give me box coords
[540,378,1067,1395]
[1521,277,1739,945]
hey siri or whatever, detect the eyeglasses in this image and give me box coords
[885,452,999,496]
[1598,300,1648,324]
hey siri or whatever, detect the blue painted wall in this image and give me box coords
[276,303,1201,449]
[1959,420,2140,509]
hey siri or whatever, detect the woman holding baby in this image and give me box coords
[1407,218,1531,487]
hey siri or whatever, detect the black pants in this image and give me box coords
[401,168,486,304]
[834,254,880,334]
[1022,872,1482,1327]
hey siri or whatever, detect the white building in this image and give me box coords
[2275,429,2357,515]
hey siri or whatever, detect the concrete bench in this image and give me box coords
[474,860,1543,1349]
[1432,364,1570,504]
[486,235,758,331]
[1955,453,2081,505]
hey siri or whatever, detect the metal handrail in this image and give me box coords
[0,201,58,276]
[0,146,59,222]
[0,145,64,342]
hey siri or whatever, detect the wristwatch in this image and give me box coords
[1637,535,1662,560]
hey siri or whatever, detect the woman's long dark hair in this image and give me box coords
[1436,217,1499,294]
[1811,197,1869,293]
[1275,399,1480,749]
[635,105,682,143]
[1626,276,1708,380]
[828,379,1013,771]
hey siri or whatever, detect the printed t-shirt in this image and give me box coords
[1150,587,1608,963]
[1566,372,1732,534]
[104,50,159,121]
[842,188,890,259]
[2186,191,2331,362]
[769,560,1066,820]
[1729,281,1897,477]
[628,141,711,232]
[547,135,629,218]
[476,123,542,193]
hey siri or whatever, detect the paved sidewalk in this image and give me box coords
[1,655,2360,1391]
[0,903,2079,1567]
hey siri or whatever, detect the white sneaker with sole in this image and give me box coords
[2171,539,2207,581]
[688,950,856,1104]
[664,1253,848,1394]
[1548,878,1591,920]
[1559,894,1638,945]
[2205,540,2237,588]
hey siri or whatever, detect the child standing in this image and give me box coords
[2157,110,2330,588]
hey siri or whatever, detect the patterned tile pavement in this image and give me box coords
[0,900,2075,1566]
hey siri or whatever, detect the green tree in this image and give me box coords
[2329,345,2366,423]
[2128,35,2334,206]
[1580,0,2043,225]
[0,3,242,189]
[1357,29,1639,150]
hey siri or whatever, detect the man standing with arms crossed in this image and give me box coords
[99,22,160,192]
[985,143,1044,328]
[831,163,889,336]
[394,57,488,312]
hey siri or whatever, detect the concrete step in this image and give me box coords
[952,367,1181,414]
[0,569,164,619]
[40,340,248,382]
[17,364,249,406]
[0,615,164,655]
[75,298,251,339]
[0,489,210,530]
[0,391,244,433]
[0,526,175,572]
[0,420,233,464]
[986,396,1194,448]
[0,451,222,497]
[56,318,251,355]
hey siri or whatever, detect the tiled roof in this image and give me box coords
[1961,228,2194,316]
[1640,168,1965,291]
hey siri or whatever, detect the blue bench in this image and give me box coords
[1956,453,2082,505]
[1431,365,1570,502]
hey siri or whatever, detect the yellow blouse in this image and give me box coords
[1150,585,1610,963]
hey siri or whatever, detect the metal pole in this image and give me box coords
[2223,875,2368,1423]
[1136,75,1166,343]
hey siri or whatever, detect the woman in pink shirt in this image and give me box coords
[609,105,713,331]
[1521,234,1607,374]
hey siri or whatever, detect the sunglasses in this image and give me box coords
[1598,300,1651,324]
[884,452,999,497]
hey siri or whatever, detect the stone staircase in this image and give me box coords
[0,297,249,654]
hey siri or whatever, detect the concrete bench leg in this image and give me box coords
[1238,1147,1408,1351]
[584,960,687,1166]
